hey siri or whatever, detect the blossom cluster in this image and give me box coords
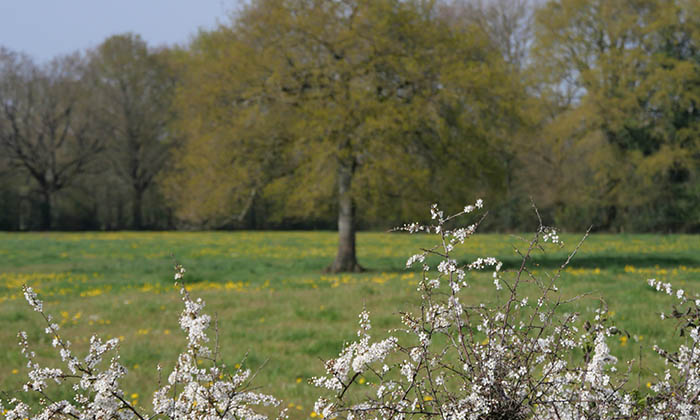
[1,264,284,420]
[313,200,700,420]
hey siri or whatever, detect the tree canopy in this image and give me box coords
[531,0,700,231]
[0,50,102,229]
[0,0,697,246]
[165,0,519,271]
[88,34,178,229]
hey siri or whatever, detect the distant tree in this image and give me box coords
[532,0,700,231]
[440,0,540,230]
[166,0,516,271]
[443,0,535,73]
[0,48,102,229]
[88,34,177,229]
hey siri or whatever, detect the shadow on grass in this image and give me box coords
[492,255,699,270]
[366,254,698,274]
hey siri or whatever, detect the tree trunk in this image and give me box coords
[40,189,52,230]
[326,162,364,273]
[133,187,144,230]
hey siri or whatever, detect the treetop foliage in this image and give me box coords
[0,0,698,234]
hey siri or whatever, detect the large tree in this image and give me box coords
[167,0,515,271]
[88,34,177,229]
[0,49,102,229]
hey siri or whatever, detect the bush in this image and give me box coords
[3,200,700,419]
[312,201,700,419]
[1,266,283,420]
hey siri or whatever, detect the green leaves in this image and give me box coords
[167,0,514,229]
[531,0,700,231]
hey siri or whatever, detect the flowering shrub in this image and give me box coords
[1,265,284,420]
[312,201,700,420]
[3,200,700,420]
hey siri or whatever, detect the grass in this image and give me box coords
[0,230,699,419]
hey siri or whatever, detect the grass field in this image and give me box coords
[1,230,699,418]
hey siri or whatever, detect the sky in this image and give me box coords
[0,0,241,63]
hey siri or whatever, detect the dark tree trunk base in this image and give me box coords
[323,260,365,274]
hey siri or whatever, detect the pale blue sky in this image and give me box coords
[0,1,241,62]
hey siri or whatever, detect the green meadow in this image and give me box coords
[1,231,699,418]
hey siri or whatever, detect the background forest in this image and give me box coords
[1,0,698,234]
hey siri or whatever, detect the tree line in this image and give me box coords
[1,0,698,242]
[0,35,176,231]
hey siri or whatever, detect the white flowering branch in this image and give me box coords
[2,264,285,420]
[313,200,639,420]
